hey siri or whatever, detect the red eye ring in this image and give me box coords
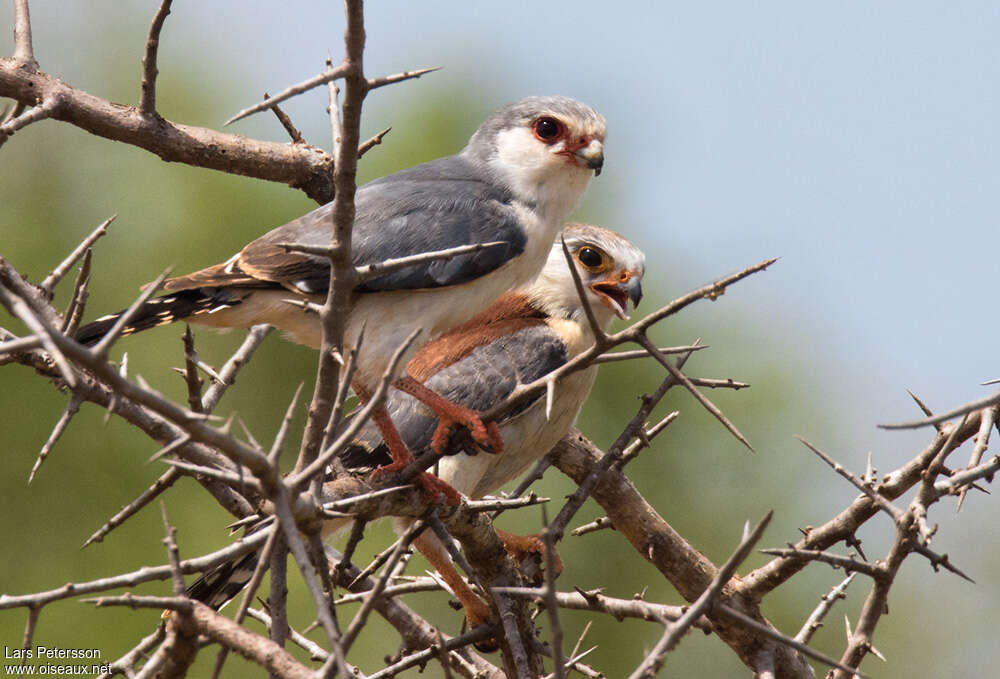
[533,116,565,143]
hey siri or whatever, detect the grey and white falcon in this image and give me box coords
[77,96,606,487]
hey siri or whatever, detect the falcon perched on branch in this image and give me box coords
[338,222,645,631]
[185,223,644,633]
[77,96,606,495]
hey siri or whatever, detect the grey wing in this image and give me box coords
[236,155,527,295]
[339,325,568,469]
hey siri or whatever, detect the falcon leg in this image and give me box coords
[394,374,504,456]
[413,529,497,651]
[495,529,563,584]
[367,404,463,506]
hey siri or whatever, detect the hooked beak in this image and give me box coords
[591,273,643,320]
[574,139,604,176]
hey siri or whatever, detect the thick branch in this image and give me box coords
[0,60,336,203]
[550,432,814,679]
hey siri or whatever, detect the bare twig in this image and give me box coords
[225,63,351,125]
[880,389,1000,430]
[358,126,391,158]
[12,0,37,69]
[956,404,998,509]
[714,604,863,676]
[572,516,614,537]
[342,520,425,652]
[265,92,305,143]
[327,55,343,158]
[796,436,904,522]
[0,528,270,610]
[82,467,181,548]
[40,216,114,297]
[354,240,509,282]
[491,457,553,520]
[270,383,304,463]
[637,335,753,451]
[160,502,185,595]
[367,66,441,90]
[0,284,77,387]
[0,334,42,356]
[139,0,173,114]
[61,249,93,334]
[0,98,59,145]
[160,458,264,495]
[494,587,702,628]
[292,0,369,496]
[794,573,857,644]
[466,495,549,512]
[201,325,272,411]
[548,366,688,543]
[592,344,707,364]
[759,548,880,579]
[28,391,83,483]
[541,507,565,679]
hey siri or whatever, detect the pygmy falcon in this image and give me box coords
[77,96,607,497]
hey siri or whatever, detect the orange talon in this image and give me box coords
[368,405,463,505]
[412,531,496,651]
[495,529,563,584]
[394,375,504,456]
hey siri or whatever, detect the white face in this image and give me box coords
[491,113,606,213]
[525,227,646,329]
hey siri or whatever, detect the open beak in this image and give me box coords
[591,273,643,320]
[574,139,604,176]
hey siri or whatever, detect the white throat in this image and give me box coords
[489,128,594,223]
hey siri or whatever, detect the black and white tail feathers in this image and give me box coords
[186,549,261,611]
[74,289,241,346]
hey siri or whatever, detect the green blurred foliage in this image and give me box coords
[1,12,978,679]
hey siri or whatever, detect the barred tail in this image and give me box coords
[186,549,261,611]
[74,289,237,346]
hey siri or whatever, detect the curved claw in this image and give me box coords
[429,405,504,457]
[393,375,504,456]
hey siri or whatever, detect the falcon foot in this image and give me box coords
[463,596,499,652]
[368,402,463,505]
[496,529,564,585]
[394,375,504,456]
[369,462,463,506]
[431,407,503,457]
[412,531,498,652]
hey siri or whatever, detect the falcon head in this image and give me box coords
[464,96,606,211]
[527,222,645,326]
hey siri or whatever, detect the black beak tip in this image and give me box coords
[629,282,643,308]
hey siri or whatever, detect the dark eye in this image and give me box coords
[533,116,564,142]
[578,247,603,268]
